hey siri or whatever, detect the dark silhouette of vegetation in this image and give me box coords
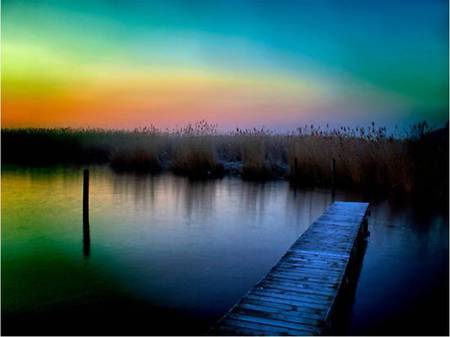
[406,121,449,206]
[2,120,448,203]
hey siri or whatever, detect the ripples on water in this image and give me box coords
[2,166,448,335]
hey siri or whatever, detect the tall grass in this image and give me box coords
[287,123,414,192]
[2,121,448,201]
[229,128,287,180]
[109,127,163,172]
[170,121,224,178]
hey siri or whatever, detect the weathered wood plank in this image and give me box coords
[262,278,339,292]
[221,317,316,336]
[233,308,323,327]
[264,275,339,288]
[241,298,327,315]
[238,302,325,320]
[211,201,369,336]
[226,313,317,333]
[246,294,330,310]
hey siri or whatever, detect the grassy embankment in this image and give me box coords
[2,120,448,202]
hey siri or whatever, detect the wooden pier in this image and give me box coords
[212,201,369,336]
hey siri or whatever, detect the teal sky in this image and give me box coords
[2,0,449,130]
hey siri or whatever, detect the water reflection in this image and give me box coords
[82,223,90,257]
[287,186,335,227]
[1,166,448,335]
[111,172,157,210]
[83,169,90,258]
[172,178,218,224]
[105,172,332,230]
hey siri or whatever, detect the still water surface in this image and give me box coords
[2,166,448,335]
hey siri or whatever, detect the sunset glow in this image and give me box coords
[2,0,448,130]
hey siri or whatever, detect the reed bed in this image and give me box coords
[287,124,414,192]
[169,121,224,178]
[109,127,163,172]
[2,121,448,200]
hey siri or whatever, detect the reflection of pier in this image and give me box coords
[212,201,369,335]
[83,169,90,257]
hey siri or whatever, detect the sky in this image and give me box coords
[2,0,449,131]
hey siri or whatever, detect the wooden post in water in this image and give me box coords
[83,169,90,257]
[331,158,336,200]
[331,158,336,186]
[293,157,298,181]
[83,169,89,225]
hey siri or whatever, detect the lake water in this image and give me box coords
[2,166,448,335]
